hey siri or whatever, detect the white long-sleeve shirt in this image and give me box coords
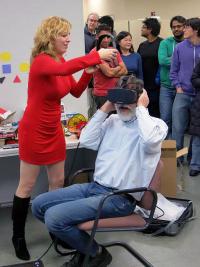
[80,106,168,200]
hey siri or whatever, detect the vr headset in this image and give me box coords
[107,89,138,105]
[96,34,116,50]
[107,75,144,105]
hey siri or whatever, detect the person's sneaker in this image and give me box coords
[87,246,112,267]
[61,247,112,267]
[189,170,200,177]
[61,251,84,267]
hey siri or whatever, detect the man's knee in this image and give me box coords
[44,208,71,233]
[31,195,44,220]
[45,209,60,233]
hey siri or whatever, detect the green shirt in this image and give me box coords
[158,36,177,89]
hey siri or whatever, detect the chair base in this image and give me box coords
[102,241,154,267]
[54,241,154,267]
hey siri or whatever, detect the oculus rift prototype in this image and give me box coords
[107,75,144,105]
[96,33,116,50]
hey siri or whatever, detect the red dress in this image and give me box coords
[19,52,100,165]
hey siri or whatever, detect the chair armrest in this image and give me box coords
[111,187,157,225]
[82,187,157,267]
[90,187,157,240]
[68,168,95,185]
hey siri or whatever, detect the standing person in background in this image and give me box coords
[84,12,99,55]
[11,16,118,261]
[158,16,186,139]
[84,12,99,118]
[98,15,117,38]
[189,60,200,176]
[138,18,162,118]
[170,17,200,163]
[92,24,127,109]
[116,31,143,79]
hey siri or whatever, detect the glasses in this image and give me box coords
[141,25,148,29]
[88,19,98,23]
[171,25,185,30]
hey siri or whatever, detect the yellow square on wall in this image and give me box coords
[19,62,30,72]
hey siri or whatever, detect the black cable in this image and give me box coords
[155,205,165,219]
[64,141,80,186]
[36,240,55,261]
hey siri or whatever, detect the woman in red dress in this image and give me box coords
[11,16,117,260]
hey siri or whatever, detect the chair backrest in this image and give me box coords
[77,160,163,231]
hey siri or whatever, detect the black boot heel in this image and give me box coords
[12,236,30,261]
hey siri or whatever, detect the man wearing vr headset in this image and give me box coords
[32,76,167,267]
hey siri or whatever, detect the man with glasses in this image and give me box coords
[158,16,186,139]
[84,13,99,118]
[84,12,99,54]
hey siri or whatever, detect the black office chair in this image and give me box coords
[55,161,162,267]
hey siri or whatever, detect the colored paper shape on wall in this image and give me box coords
[13,75,21,83]
[0,77,6,84]
[19,62,30,73]
[2,64,11,74]
[0,52,12,62]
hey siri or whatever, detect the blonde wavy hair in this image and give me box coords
[31,16,71,61]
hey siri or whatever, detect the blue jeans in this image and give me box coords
[172,93,194,152]
[159,86,176,139]
[190,136,200,171]
[32,182,135,256]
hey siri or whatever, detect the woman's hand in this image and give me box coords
[98,48,118,61]
[85,65,99,74]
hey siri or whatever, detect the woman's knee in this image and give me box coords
[49,177,64,191]
[16,180,36,197]
[18,161,40,197]
[47,161,65,190]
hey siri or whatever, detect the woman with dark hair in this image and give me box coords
[116,31,143,79]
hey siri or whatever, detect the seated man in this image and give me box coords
[32,78,167,267]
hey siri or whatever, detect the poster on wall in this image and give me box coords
[0,0,86,122]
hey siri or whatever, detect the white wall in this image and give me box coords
[84,0,200,50]
[84,0,200,20]
[0,0,87,121]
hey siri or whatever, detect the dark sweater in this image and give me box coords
[138,37,162,91]
[84,25,96,54]
[189,61,200,137]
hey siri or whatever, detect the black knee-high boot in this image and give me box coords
[12,195,31,260]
